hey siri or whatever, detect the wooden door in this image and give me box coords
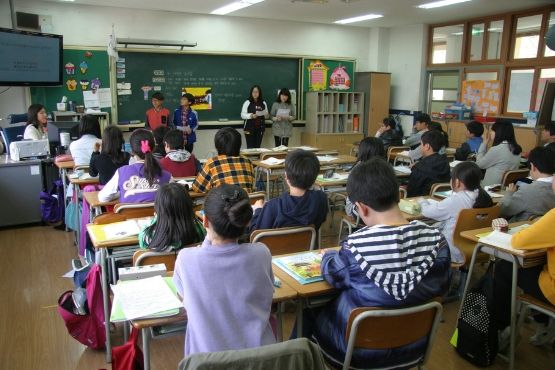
[368,73,391,137]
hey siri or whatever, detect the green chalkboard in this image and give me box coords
[30,48,111,114]
[116,52,299,122]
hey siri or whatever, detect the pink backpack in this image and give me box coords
[57,264,106,349]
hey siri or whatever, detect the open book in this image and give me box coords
[260,157,285,165]
[102,218,152,240]
[477,224,531,254]
[273,251,325,284]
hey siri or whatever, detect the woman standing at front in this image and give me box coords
[241,85,269,148]
[270,88,296,147]
[24,104,48,140]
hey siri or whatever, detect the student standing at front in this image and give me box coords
[145,92,170,131]
[241,85,269,148]
[173,184,275,355]
[174,93,198,153]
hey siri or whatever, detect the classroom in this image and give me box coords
[1,0,555,369]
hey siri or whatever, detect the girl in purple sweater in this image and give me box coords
[173,184,275,355]
[98,129,171,203]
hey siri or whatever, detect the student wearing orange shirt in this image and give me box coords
[146,92,171,130]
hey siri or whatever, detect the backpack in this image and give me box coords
[40,179,65,224]
[57,264,106,349]
[453,262,498,367]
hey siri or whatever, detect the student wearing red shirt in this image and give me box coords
[146,92,171,130]
[160,129,198,177]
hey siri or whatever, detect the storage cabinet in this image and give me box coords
[355,72,391,136]
[302,91,365,154]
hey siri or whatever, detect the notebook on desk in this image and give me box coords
[273,251,324,285]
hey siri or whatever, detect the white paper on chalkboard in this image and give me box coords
[83,90,100,108]
[118,89,132,96]
[30,166,40,175]
[117,82,131,89]
[98,88,112,108]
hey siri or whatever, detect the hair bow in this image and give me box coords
[140,140,151,154]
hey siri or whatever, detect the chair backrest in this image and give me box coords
[387,146,409,162]
[429,182,452,198]
[452,204,501,262]
[250,225,317,255]
[343,301,443,370]
[399,187,407,199]
[1,124,26,155]
[133,249,179,271]
[248,191,266,204]
[260,152,288,160]
[8,113,28,124]
[93,203,155,225]
[73,165,89,172]
[502,169,530,189]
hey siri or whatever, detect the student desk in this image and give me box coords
[55,160,76,230]
[458,222,545,370]
[240,146,321,160]
[67,173,100,250]
[272,249,339,337]
[88,219,154,362]
[131,272,297,370]
[253,155,357,199]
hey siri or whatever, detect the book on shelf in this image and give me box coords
[272,251,326,284]
[353,115,359,132]
[345,119,353,132]
[338,104,345,113]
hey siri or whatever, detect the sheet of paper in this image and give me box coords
[331,172,349,180]
[450,160,463,168]
[479,230,514,250]
[272,145,288,151]
[393,165,412,174]
[276,108,290,117]
[176,180,193,188]
[103,220,142,239]
[117,89,132,96]
[255,110,266,117]
[116,82,131,89]
[317,155,337,163]
[97,88,112,108]
[111,275,182,320]
[295,146,317,151]
[83,90,100,108]
[260,157,285,165]
[399,150,410,156]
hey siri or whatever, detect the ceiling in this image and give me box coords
[40,0,554,28]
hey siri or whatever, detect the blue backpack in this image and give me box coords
[40,179,65,224]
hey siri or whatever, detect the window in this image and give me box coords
[487,20,504,60]
[513,14,542,59]
[469,23,485,61]
[506,69,534,113]
[428,72,459,113]
[535,68,555,110]
[431,25,464,64]
[544,11,555,57]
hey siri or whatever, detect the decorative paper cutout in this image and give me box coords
[66,79,77,91]
[84,51,93,58]
[79,61,88,74]
[329,66,351,90]
[307,60,329,91]
[65,62,75,75]
[80,79,90,90]
[91,77,101,91]
[141,86,153,100]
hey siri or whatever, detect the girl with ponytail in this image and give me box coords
[98,129,172,203]
[173,184,275,356]
[418,161,493,263]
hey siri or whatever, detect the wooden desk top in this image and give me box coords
[459,221,531,244]
[55,160,75,169]
[67,173,100,186]
[131,276,298,329]
[83,191,118,208]
[87,222,141,249]
[253,154,357,170]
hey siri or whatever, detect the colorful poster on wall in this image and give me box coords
[461,80,501,115]
[306,60,329,91]
[181,87,212,110]
[329,65,351,90]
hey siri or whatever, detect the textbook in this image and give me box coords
[102,218,152,240]
[273,251,325,284]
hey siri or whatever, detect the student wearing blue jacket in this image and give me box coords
[455,120,484,160]
[303,158,451,369]
[250,149,328,231]
[174,93,198,153]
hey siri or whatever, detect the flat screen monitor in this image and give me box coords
[0,27,63,86]
[48,121,80,148]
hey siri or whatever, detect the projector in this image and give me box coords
[9,139,50,161]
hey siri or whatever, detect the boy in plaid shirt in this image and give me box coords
[192,128,255,193]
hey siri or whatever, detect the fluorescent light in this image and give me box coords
[211,0,264,15]
[335,14,383,25]
[418,0,471,9]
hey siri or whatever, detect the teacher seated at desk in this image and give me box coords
[98,129,172,203]
[23,104,48,140]
[241,85,269,149]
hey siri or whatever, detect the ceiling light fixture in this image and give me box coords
[335,14,383,25]
[211,0,264,15]
[417,0,471,9]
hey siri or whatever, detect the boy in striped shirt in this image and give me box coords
[310,158,451,369]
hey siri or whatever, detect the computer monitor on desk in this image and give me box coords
[48,121,80,154]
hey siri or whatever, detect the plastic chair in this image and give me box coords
[339,301,443,370]
[250,225,317,255]
[429,182,451,199]
[501,169,530,190]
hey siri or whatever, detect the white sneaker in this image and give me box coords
[529,318,555,346]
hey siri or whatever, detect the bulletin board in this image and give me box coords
[30,48,111,115]
[461,80,501,115]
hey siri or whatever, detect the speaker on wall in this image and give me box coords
[16,12,40,31]
[546,25,555,52]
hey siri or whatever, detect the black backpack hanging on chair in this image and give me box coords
[454,262,498,367]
